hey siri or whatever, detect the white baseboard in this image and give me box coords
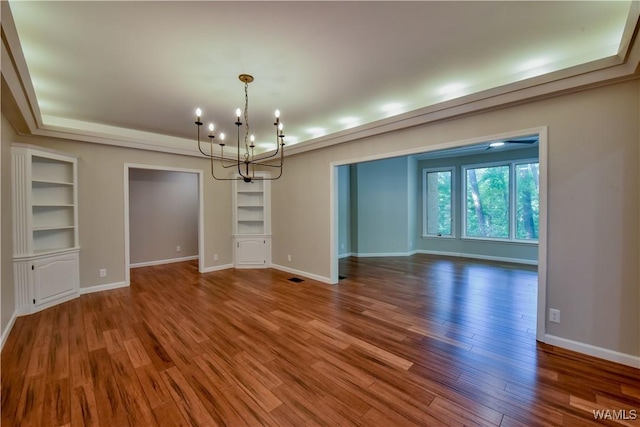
[338,252,354,259]
[545,334,640,369]
[1,311,18,351]
[345,249,537,265]
[200,263,234,273]
[130,255,198,268]
[271,264,333,284]
[416,249,538,266]
[79,281,129,295]
[352,250,419,258]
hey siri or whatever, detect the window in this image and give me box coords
[465,165,510,238]
[462,160,539,242]
[515,162,539,240]
[423,168,453,237]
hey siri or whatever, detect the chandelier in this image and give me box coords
[194,74,285,183]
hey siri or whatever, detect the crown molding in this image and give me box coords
[2,1,640,158]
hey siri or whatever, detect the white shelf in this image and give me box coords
[32,156,74,183]
[12,144,80,314]
[233,172,271,267]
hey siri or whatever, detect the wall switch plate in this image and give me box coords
[549,308,561,323]
[287,254,292,262]
[214,254,218,261]
[99,268,107,278]
[176,245,181,253]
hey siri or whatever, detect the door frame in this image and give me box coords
[124,163,204,285]
[330,126,548,342]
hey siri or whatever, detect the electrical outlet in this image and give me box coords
[176,245,181,253]
[99,268,107,278]
[287,254,292,262]
[214,254,218,261]
[549,308,561,323]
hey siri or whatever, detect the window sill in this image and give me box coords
[421,235,456,239]
[461,236,538,245]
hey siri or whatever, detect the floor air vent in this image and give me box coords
[288,277,304,283]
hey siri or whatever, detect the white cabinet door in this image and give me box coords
[33,251,79,306]
[235,238,268,268]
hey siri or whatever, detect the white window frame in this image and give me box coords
[513,159,540,243]
[422,167,455,238]
[462,158,539,244]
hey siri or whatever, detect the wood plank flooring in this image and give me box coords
[2,254,639,426]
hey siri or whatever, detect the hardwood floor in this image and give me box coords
[2,254,639,426]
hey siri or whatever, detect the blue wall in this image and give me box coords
[339,145,539,263]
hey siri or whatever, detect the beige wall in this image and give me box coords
[129,168,199,265]
[2,131,232,290]
[272,80,640,357]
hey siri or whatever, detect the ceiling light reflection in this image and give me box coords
[380,103,405,118]
[306,127,326,138]
[439,83,467,95]
[338,116,361,128]
[516,57,553,79]
[437,83,468,101]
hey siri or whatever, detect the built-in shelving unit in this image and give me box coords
[12,144,80,314]
[232,174,271,268]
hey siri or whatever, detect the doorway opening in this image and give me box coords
[330,127,547,341]
[124,164,205,285]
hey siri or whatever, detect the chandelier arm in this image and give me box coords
[246,125,283,163]
[196,125,229,160]
[247,146,285,170]
[249,142,285,163]
[249,147,280,162]
[219,160,243,169]
[199,143,229,160]
[196,124,216,158]
[256,151,285,180]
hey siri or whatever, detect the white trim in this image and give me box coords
[79,281,129,295]
[352,251,420,258]
[331,127,547,168]
[124,163,205,286]
[536,128,548,342]
[1,311,18,351]
[329,165,339,284]
[15,292,80,317]
[338,252,354,259]
[422,167,455,238]
[200,263,234,273]
[461,157,540,242]
[271,264,333,285]
[417,249,537,266]
[130,255,198,269]
[545,334,640,369]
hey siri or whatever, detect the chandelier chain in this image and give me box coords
[244,81,250,152]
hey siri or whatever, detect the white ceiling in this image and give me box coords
[4,1,636,155]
